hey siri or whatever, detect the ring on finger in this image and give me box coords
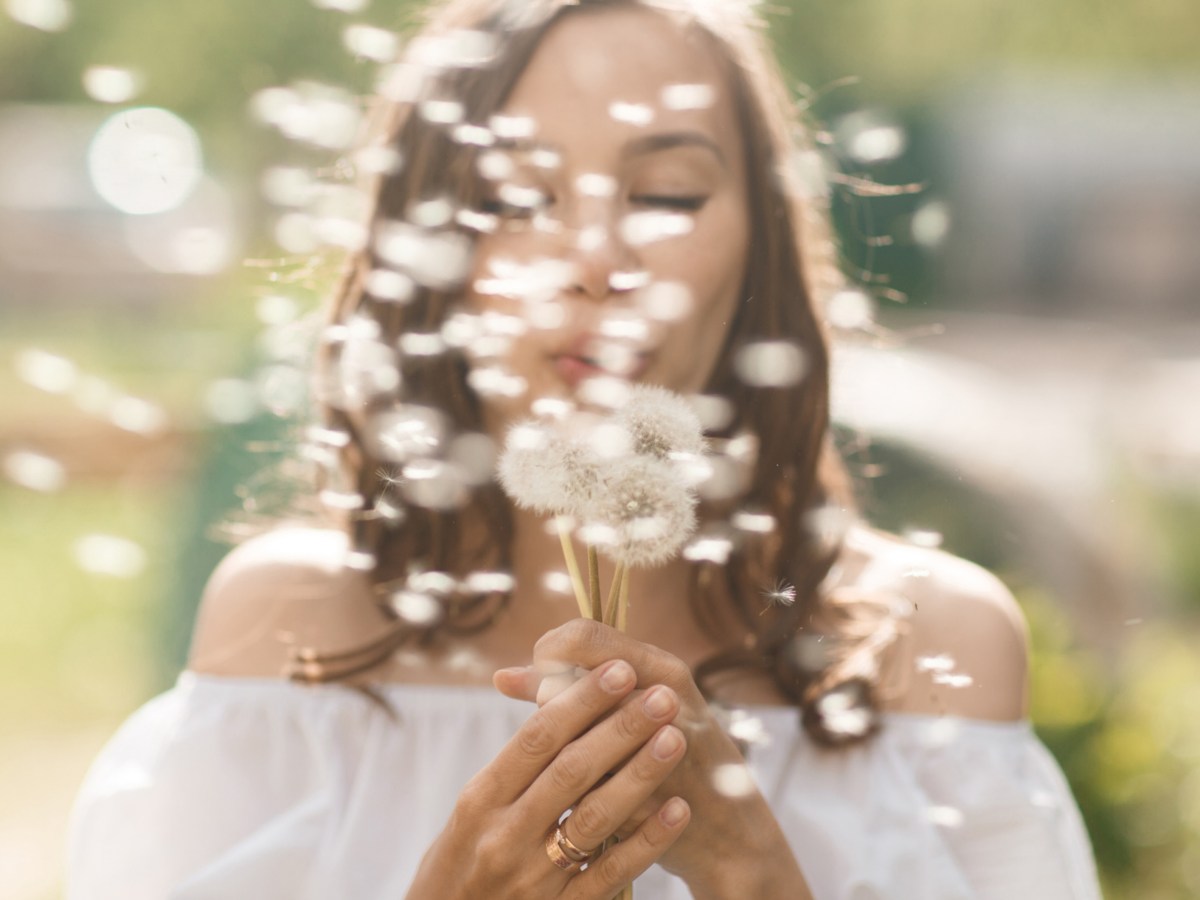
[544,824,597,870]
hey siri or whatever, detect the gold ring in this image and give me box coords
[544,825,595,870]
[556,826,593,863]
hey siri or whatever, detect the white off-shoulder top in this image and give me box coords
[66,672,1101,899]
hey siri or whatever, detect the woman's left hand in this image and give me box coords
[494,619,813,899]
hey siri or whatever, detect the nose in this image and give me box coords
[561,202,639,302]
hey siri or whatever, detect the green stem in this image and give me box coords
[556,517,591,619]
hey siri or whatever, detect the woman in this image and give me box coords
[67,0,1103,897]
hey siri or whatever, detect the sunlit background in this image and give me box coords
[1,0,1198,897]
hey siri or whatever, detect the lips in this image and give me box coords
[551,334,650,387]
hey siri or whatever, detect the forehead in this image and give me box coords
[499,6,741,163]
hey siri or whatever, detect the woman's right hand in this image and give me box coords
[405,659,691,899]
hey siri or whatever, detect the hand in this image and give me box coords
[406,659,691,899]
[494,620,813,899]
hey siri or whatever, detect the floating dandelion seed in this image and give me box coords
[933,672,974,689]
[609,102,654,126]
[73,534,147,579]
[916,654,955,673]
[711,763,756,799]
[3,450,66,492]
[661,83,714,111]
[762,580,797,609]
[924,805,964,829]
[82,66,142,104]
[734,340,807,388]
[620,210,694,246]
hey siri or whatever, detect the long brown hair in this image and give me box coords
[280,0,895,746]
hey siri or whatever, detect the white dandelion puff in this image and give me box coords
[614,383,705,459]
[580,455,697,568]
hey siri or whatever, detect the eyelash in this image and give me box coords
[481,194,709,217]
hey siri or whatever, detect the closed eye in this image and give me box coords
[630,194,708,212]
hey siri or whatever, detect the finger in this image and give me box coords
[481,659,637,805]
[562,723,686,853]
[534,619,694,695]
[520,684,680,820]
[493,665,538,701]
[564,797,690,900]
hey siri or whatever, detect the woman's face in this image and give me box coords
[464,5,750,423]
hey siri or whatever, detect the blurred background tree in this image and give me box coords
[1,0,1198,897]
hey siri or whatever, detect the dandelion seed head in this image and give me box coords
[581,456,697,567]
[615,384,705,459]
[763,580,797,608]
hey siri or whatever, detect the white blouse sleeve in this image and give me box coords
[66,678,345,900]
[866,715,1101,900]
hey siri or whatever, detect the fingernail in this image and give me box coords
[652,727,682,760]
[600,660,634,693]
[661,797,688,827]
[643,686,673,718]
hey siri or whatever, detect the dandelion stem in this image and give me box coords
[604,563,624,627]
[556,517,591,619]
[587,545,602,621]
[616,567,631,633]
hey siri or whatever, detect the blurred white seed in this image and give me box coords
[110,396,169,435]
[543,571,574,595]
[488,114,536,140]
[609,102,653,126]
[14,348,77,393]
[256,294,299,325]
[449,432,496,485]
[343,24,398,63]
[912,201,951,249]
[261,167,316,207]
[732,510,776,534]
[904,528,944,548]
[73,534,146,578]
[826,288,875,331]
[453,124,494,147]
[203,378,258,424]
[365,268,414,304]
[399,332,446,356]
[3,450,66,492]
[389,590,443,626]
[467,367,527,399]
[661,83,715,110]
[711,763,756,798]
[683,535,733,565]
[734,341,807,388]
[609,270,651,292]
[419,99,464,124]
[916,654,956,673]
[409,197,454,228]
[5,0,72,31]
[620,210,693,246]
[576,173,617,198]
[463,571,515,595]
[924,805,964,828]
[635,281,693,322]
[82,66,142,104]
[354,144,404,176]
[311,0,367,11]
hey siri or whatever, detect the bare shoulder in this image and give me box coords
[187,525,386,679]
[845,528,1030,722]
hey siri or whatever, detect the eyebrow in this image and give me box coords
[622,131,727,167]
[493,130,727,168]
